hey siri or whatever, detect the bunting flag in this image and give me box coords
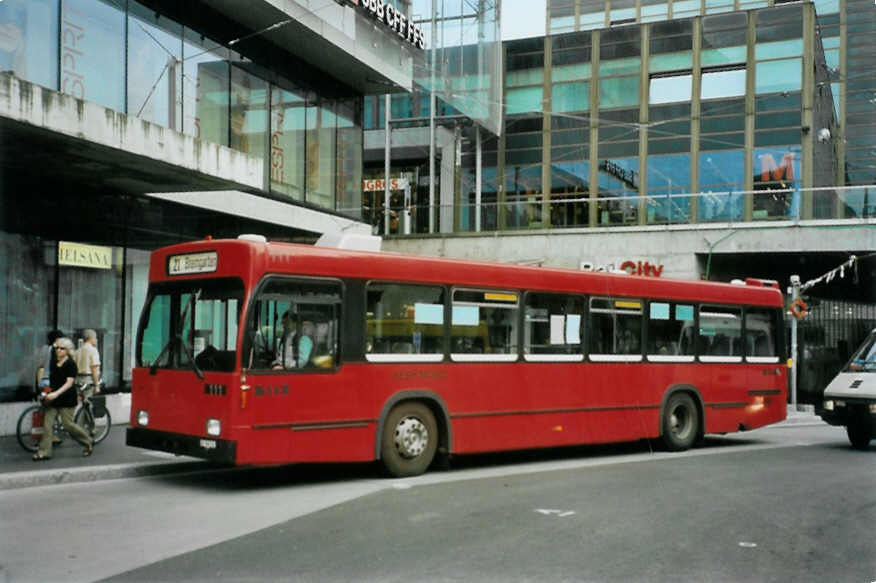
[801,255,857,292]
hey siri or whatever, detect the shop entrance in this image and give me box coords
[55,241,124,391]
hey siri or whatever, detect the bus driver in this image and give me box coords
[272,312,314,369]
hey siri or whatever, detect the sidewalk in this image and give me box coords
[775,404,826,427]
[0,407,826,491]
[0,423,210,490]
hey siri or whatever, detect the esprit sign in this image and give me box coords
[58,242,112,270]
[348,0,426,50]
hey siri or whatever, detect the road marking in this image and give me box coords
[738,541,758,548]
[408,512,441,523]
[392,483,412,489]
[140,451,185,459]
[535,509,576,517]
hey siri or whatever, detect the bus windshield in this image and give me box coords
[138,278,244,373]
[847,330,876,372]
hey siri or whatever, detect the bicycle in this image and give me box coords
[16,381,112,453]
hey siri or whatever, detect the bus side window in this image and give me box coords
[365,282,445,359]
[745,308,778,359]
[648,302,695,358]
[451,289,519,357]
[699,305,742,358]
[524,292,585,357]
[589,297,642,357]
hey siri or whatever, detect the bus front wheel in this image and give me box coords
[381,402,438,478]
[661,393,699,451]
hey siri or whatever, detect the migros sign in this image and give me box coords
[348,0,426,50]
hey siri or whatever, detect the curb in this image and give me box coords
[770,415,827,428]
[0,460,211,491]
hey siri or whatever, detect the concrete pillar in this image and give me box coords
[690,13,702,223]
[589,30,601,228]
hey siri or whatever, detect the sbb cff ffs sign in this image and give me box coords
[348,0,426,50]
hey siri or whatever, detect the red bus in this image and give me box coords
[127,236,787,477]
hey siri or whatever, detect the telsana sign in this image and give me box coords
[350,0,426,50]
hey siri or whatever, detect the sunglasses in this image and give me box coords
[54,346,67,350]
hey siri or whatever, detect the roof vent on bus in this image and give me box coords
[238,234,267,243]
[731,279,745,286]
[315,232,382,252]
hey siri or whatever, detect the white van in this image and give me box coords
[819,328,876,449]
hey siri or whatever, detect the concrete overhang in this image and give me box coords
[145,190,370,236]
[140,0,419,95]
[0,73,369,239]
[363,126,456,163]
[0,73,263,194]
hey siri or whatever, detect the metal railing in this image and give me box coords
[350,185,876,237]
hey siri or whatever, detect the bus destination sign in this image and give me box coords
[347,0,426,50]
[167,251,218,276]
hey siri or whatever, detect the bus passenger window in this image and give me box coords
[648,302,695,361]
[524,293,585,361]
[698,305,742,359]
[589,297,643,360]
[745,308,779,362]
[451,289,519,360]
[365,283,445,361]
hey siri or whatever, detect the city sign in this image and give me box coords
[347,0,426,50]
[580,259,665,277]
[620,260,664,277]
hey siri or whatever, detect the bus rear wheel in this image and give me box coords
[661,393,699,451]
[381,402,438,478]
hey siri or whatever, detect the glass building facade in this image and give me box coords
[370,0,874,234]
[412,0,502,134]
[0,0,364,216]
[0,0,420,402]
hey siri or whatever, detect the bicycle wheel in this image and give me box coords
[75,404,112,445]
[16,405,44,453]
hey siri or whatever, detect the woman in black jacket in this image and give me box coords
[33,337,93,461]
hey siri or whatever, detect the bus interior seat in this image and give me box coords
[710,334,731,356]
[391,342,414,354]
[753,334,771,356]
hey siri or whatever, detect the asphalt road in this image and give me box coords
[2,424,874,583]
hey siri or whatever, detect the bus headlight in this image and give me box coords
[137,410,149,426]
[206,418,221,436]
[823,400,834,411]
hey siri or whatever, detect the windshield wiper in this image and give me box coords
[149,289,204,379]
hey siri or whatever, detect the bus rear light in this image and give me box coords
[137,410,149,426]
[748,396,765,412]
[206,418,221,436]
